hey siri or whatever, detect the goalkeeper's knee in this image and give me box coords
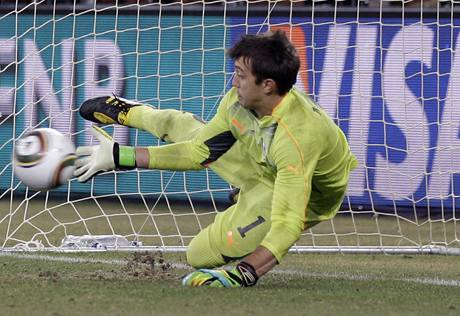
[186,230,225,268]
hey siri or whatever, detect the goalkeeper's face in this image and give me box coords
[232,57,265,110]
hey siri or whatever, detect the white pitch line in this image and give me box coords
[1,252,459,287]
[0,252,190,269]
[271,269,460,287]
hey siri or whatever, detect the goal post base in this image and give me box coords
[2,243,460,256]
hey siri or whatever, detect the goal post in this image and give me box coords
[0,0,459,254]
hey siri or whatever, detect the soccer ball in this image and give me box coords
[13,128,76,190]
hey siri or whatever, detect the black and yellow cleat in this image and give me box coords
[79,95,143,125]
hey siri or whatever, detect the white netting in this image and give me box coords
[0,0,459,254]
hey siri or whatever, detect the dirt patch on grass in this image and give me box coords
[32,251,177,282]
[38,270,60,282]
[121,251,174,280]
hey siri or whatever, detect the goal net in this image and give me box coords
[0,0,459,254]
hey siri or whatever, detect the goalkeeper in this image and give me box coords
[74,30,358,288]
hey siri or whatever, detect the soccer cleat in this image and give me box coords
[79,95,143,125]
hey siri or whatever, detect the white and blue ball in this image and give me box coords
[13,128,76,190]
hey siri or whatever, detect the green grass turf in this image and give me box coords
[0,251,459,316]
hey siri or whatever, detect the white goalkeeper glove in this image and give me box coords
[74,126,136,182]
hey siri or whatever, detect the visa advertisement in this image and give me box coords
[0,11,458,214]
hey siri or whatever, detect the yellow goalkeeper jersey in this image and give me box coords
[147,87,357,260]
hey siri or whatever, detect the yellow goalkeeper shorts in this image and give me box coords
[186,177,274,268]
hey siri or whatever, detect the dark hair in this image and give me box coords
[227,30,300,95]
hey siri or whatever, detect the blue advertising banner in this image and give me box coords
[0,13,230,201]
[1,11,459,214]
[230,16,460,214]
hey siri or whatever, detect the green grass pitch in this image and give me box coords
[0,251,459,316]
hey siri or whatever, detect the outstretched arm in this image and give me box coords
[75,95,235,182]
[74,126,205,182]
